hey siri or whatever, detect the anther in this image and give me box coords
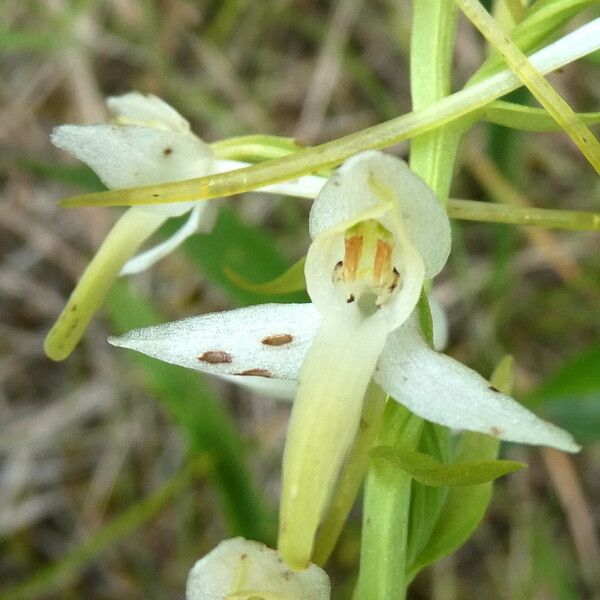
[343,234,363,282]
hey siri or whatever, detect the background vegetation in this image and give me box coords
[1,1,599,598]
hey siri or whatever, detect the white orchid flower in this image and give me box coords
[52,92,219,275]
[186,537,330,600]
[45,92,323,361]
[109,151,579,567]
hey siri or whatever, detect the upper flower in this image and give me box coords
[305,151,450,329]
[110,151,576,452]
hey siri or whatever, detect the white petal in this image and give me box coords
[375,317,580,453]
[309,151,451,278]
[108,303,321,384]
[186,537,330,600]
[215,159,326,199]
[51,124,212,217]
[220,374,297,400]
[107,92,191,132]
[120,205,203,276]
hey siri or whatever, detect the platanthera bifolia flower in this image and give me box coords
[44,92,216,361]
[186,537,330,600]
[110,151,579,568]
[44,92,324,362]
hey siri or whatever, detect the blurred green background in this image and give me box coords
[1,1,599,598]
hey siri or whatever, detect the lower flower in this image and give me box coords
[186,537,330,599]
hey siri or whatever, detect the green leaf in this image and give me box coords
[540,395,600,443]
[489,354,514,394]
[105,282,272,543]
[416,289,435,348]
[528,341,600,405]
[585,49,600,65]
[0,27,63,51]
[371,445,524,486]
[526,341,600,441]
[406,423,451,569]
[173,207,308,306]
[481,100,600,131]
[532,509,580,600]
[406,432,500,581]
[406,355,515,581]
[223,256,306,295]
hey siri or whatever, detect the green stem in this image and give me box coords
[60,23,600,209]
[356,403,423,600]
[312,383,387,566]
[356,5,458,599]
[44,207,165,360]
[409,0,459,203]
[447,199,600,231]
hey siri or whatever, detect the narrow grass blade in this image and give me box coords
[455,0,600,173]
[59,20,600,208]
[0,459,209,600]
[481,101,600,131]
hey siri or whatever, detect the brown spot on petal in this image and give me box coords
[488,385,500,393]
[163,147,173,156]
[490,426,503,437]
[198,351,232,364]
[261,333,293,346]
[236,368,272,378]
[240,553,248,560]
[282,571,292,581]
